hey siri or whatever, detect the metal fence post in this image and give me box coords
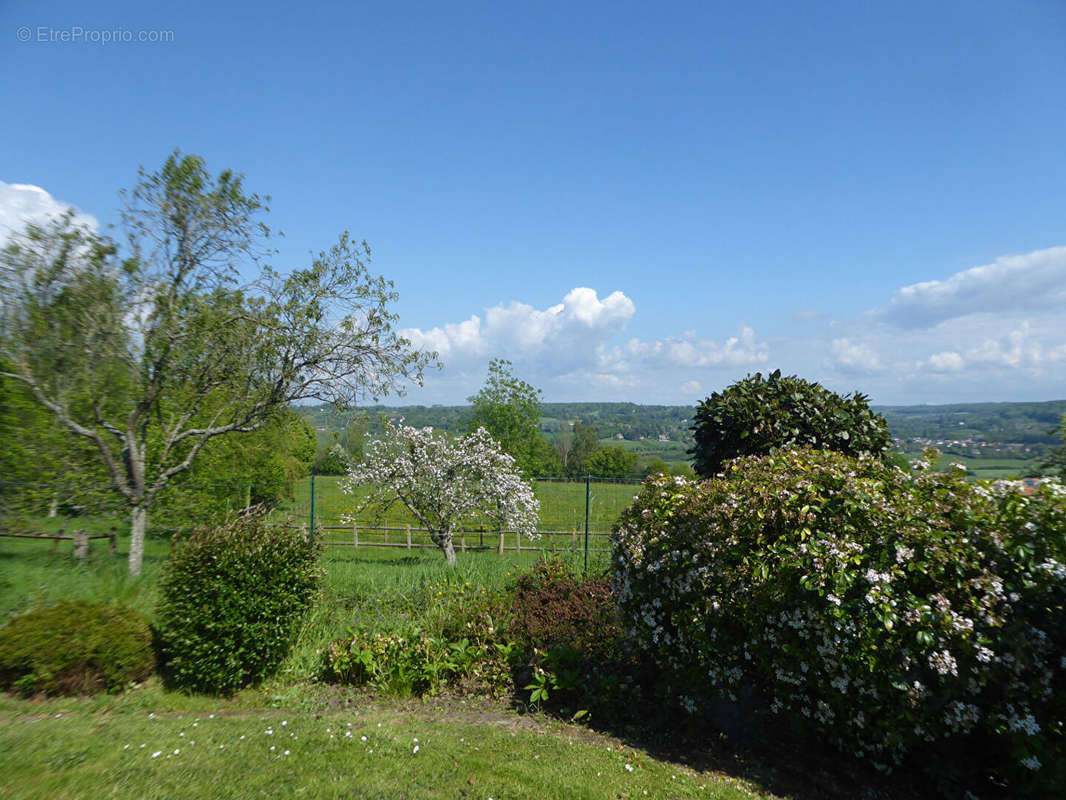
[584,473,591,574]
[309,474,316,544]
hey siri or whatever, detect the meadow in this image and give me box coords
[288,476,641,535]
[0,533,792,800]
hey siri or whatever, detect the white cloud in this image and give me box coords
[402,316,488,361]
[921,351,966,373]
[874,246,1066,329]
[620,325,769,369]
[680,379,703,395]
[401,287,635,365]
[911,322,1066,376]
[399,289,773,402]
[0,181,98,244]
[827,338,884,375]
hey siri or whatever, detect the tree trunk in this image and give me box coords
[440,534,457,566]
[128,505,148,577]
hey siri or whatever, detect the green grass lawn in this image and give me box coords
[0,690,774,800]
[288,476,640,534]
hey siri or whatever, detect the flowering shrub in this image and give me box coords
[344,421,539,564]
[0,600,155,695]
[156,513,322,694]
[613,450,1065,794]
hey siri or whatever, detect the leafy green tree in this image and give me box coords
[586,445,637,479]
[689,369,890,478]
[313,414,367,475]
[565,422,601,477]
[0,151,433,575]
[640,456,671,477]
[466,359,545,476]
[157,408,317,526]
[1042,414,1066,481]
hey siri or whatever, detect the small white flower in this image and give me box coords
[413,745,420,754]
[361,735,368,742]
[151,751,161,758]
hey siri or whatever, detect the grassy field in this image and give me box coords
[894,448,1044,479]
[288,476,641,534]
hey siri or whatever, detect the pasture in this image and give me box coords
[287,475,641,534]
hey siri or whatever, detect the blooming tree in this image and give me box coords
[343,421,539,564]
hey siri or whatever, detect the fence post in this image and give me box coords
[353,523,358,549]
[516,530,521,554]
[584,473,591,574]
[460,530,466,552]
[497,530,504,555]
[72,529,88,561]
[406,525,412,550]
[309,474,316,545]
[108,526,117,557]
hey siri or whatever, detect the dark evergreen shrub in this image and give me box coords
[689,369,890,477]
[156,514,321,694]
[0,600,155,696]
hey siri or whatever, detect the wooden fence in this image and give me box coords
[0,526,117,560]
[312,523,613,557]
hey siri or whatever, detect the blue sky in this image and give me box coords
[3,0,1065,406]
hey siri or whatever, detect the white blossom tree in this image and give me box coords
[344,421,539,564]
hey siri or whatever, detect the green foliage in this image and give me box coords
[323,629,493,696]
[565,421,601,476]
[502,559,620,655]
[0,600,154,696]
[615,453,1066,795]
[1,151,432,576]
[689,370,890,477]
[1043,414,1066,481]
[155,514,322,694]
[155,408,316,528]
[586,445,638,479]
[466,359,551,476]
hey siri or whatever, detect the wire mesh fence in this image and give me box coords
[0,475,640,568]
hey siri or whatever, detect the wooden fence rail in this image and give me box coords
[0,527,117,560]
[311,523,613,555]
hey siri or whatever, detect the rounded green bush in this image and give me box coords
[689,370,890,478]
[614,450,1065,795]
[0,600,155,696]
[156,514,321,695]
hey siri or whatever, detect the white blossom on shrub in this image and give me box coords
[613,449,1066,794]
[342,420,539,564]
